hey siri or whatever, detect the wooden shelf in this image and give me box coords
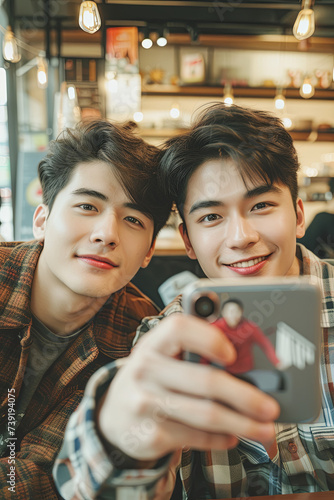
[289,131,334,142]
[138,128,334,143]
[142,84,334,100]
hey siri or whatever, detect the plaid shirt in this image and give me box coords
[53,244,334,499]
[0,240,158,500]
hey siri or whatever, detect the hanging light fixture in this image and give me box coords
[2,26,21,63]
[274,90,286,110]
[300,76,315,98]
[170,103,180,119]
[141,28,153,49]
[78,1,101,34]
[157,28,168,47]
[223,85,234,106]
[293,0,315,41]
[37,56,48,89]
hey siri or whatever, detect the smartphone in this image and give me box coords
[182,277,322,423]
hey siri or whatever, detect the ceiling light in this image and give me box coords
[37,56,48,89]
[141,28,153,49]
[157,35,167,47]
[274,93,285,110]
[2,26,21,63]
[78,1,101,34]
[142,37,153,49]
[300,77,315,98]
[223,85,234,107]
[293,0,315,41]
[157,28,168,47]
[282,117,293,129]
[170,104,180,119]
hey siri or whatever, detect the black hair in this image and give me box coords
[159,103,300,220]
[38,120,172,240]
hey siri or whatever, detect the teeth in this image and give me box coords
[229,256,266,268]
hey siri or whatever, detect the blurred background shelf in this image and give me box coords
[142,84,334,100]
[137,128,334,142]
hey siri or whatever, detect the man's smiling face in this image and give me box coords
[179,158,305,279]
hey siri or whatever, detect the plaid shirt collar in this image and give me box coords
[0,240,43,332]
[297,243,334,328]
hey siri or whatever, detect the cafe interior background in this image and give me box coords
[0,0,333,255]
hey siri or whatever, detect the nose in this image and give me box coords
[224,213,259,249]
[90,214,120,247]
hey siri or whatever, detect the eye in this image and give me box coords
[125,216,143,227]
[252,202,269,210]
[200,213,222,223]
[78,204,96,211]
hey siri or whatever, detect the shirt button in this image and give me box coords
[288,442,298,454]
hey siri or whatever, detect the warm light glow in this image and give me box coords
[2,26,21,63]
[274,94,285,110]
[78,1,101,34]
[305,167,318,177]
[170,105,180,119]
[282,117,293,129]
[223,96,234,106]
[141,38,153,49]
[293,8,315,40]
[157,36,167,47]
[300,78,315,98]
[133,111,143,122]
[67,86,76,100]
[37,57,48,89]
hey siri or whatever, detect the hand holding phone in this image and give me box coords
[182,277,322,423]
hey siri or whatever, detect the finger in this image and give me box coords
[117,418,240,460]
[136,388,277,444]
[135,314,236,365]
[130,352,280,422]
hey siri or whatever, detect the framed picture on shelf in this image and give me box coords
[180,52,206,85]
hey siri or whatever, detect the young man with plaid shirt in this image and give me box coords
[0,120,172,499]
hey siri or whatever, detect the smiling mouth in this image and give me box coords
[227,256,269,268]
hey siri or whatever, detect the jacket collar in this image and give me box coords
[0,240,43,331]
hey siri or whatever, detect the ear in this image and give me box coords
[179,222,197,260]
[295,197,306,239]
[140,239,156,269]
[33,204,49,241]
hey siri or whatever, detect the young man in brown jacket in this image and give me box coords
[0,120,171,499]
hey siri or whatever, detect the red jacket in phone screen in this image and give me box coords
[213,317,280,374]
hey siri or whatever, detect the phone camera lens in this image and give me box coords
[194,296,215,318]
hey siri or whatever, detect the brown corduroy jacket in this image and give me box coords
[0,240,158,499]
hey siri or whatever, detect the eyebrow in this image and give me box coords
[188,184,282,215]
[124,202,153,221]
[72,188,108,201]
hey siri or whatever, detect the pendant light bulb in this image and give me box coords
[37,57,48,89]
[293,0,315,41]
[223,85,234,107]
[78,1,101,34]
[299,77,315,98]
[274,94,285,110]
[2,26,21,63]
